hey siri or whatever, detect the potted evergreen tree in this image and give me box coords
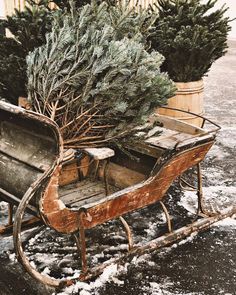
[0,0,54,105]
[149,0,231,126]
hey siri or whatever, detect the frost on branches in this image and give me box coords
[27,1,175,149]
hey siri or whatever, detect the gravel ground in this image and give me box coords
[0,41,235,295]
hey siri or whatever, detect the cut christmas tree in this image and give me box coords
[27,1,176,149]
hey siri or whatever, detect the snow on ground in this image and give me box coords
[0,201,8,210]
[143,282,202,295]
[179,189,236,227]
[55,264,127,295]
[179,187,235,216]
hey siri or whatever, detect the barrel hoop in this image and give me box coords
[173,112,205,120]
[175,87,204,95]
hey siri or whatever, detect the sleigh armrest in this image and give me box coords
[84,147,115,160]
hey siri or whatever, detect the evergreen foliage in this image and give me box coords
[53,0,97,9]
[28,1,175,148]
[149,0,231,82]
[0,0,55,103]
[4,1,54,52]
[0,36,26,104]
[53,0,116,10]
[53,0,90,9]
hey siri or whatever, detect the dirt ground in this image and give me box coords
[0,41,235,295]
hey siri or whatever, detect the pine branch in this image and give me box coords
[28,1,175,149]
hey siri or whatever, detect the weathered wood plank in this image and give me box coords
[151,114,206,135]
[0,153,41,198]
[99,162,146,189]
[146,130,196,149]
[60,180,106,205]
[84,147,115,160]
[0,121,55,171]
[59,179,92,197]
[59,160,79,186]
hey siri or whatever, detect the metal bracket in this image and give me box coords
[119,216,134,251]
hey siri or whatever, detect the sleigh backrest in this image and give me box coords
[0,101,61,206]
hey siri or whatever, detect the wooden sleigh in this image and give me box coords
[0,101,235,288]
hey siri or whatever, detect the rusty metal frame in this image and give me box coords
[160,201,172,233]
[179,176,197,191]
[119,216,134,251]
[78,211,88,275]
[179,163,216,217]
[159,106,221,131]
[8,204,14,226]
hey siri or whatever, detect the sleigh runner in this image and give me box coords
[0,100,235,287]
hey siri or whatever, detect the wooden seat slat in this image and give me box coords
[69,185,119,209]
[146,132,194,149]
[59,178,119,209]
[60,179,106,205]
[59,179,96,197]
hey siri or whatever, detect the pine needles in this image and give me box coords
[0,0,55,103]
[27,1,176,149]
[148,0,231,82]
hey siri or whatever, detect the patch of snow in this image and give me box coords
[131,254,152,265]
[206,144,230,160]
[90,252,105,265]
[179,186,236,228]
[8,253,16,262]
[143,281,202,295]
[146,281,166,295]
[202,166,224,185]
[28,231,45,246]
[32,253,57,264]
[66,269,81,280]
[55,263,128,295]
[178,191,198,214]
[219,130,236,148]
[0,201,8,212]
[221,126,236,131]
[144,222,157,238]
[177,233,198,246]
[80,290,91,295]
[167,233,198,252]
[61,267,75,275]
[158,212,167,223]
[214,216,236,227]
[109,244,128,251]
[41,267,51,275]
[179,186,235,212]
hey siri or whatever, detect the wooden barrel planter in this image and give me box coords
[158,80,204,127]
